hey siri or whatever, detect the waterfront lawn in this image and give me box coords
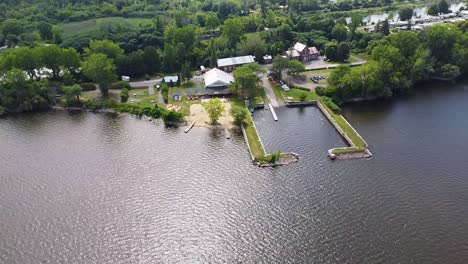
[271,82,318,102]
[284,88,318,102]
[168,87,200,116]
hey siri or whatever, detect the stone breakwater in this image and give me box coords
[317,101,373,160]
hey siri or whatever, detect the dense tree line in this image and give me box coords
[318,23,468,104]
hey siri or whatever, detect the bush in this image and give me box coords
[162,109,184,123]
[299,93,307,102]
[80,82,97,91]
[161,85,169,103]
[109,81,131,90]
[120,88,129,103]
[0,106,6,116]
[115,103,165,119]
[321,96,341,114]
[230,106,248,126]
[84,98,118,110]
[315,86,326,96]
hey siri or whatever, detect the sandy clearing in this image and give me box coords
[186,99,234,129]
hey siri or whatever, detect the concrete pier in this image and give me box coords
[268,103,278,121]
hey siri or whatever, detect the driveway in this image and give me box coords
[262,76,284,108]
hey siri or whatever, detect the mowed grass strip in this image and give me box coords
[320,100,366,149]
[244,113,266,159]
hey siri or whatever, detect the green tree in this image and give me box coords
[205,13,220,31]
[325,41,339,61]
[202,98,225,124]
[331,24,349,42]
[120,88,129,102]
[438,0,449,14]
[85,40,124,60]
[143,46,161,74]
[349,14,362,39]
[427,3,440,16]
[63,84,82,106]
[232,64,261,98]
[337,42,350,62]
[287,60,305,76]
[180,62,192,82]
[236,34,266,60]
[230,106,248,126]
[222,18,245,48]
[37,21,53,41]
[81,53,116,97]
[1,19,23,38]
[398,6,414,29]
[271,55,289,79]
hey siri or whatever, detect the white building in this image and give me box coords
[203,68,234,88]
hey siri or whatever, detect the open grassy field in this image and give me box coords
[284,88,318,101]
[60,17,152,37]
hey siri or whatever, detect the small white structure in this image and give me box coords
[200,65,206,73]
[121,76,130,81]
[203,68,234,88]
[162,76,179,84]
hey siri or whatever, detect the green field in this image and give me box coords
[60,17,152,37]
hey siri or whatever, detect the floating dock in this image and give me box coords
[184,121,196,133]
[268,103,278,121]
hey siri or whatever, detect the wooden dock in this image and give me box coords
[184,121,196,133]
[268,103,278,121]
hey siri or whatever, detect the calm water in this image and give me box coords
[1,82,468,263]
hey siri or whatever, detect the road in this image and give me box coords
[262,76,284,108]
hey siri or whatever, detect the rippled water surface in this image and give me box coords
[1,83,468,263]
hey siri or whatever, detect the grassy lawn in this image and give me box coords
[284,88,318,101]
[303,68,333,75]
[60,17,152,37]
[270,81,317,102]
[168,87,200,116]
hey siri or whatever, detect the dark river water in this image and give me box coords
[1,82,468,263]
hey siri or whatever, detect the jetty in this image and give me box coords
[224,127,231,139]
[184,121,196,133]
[268,103,278,121]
